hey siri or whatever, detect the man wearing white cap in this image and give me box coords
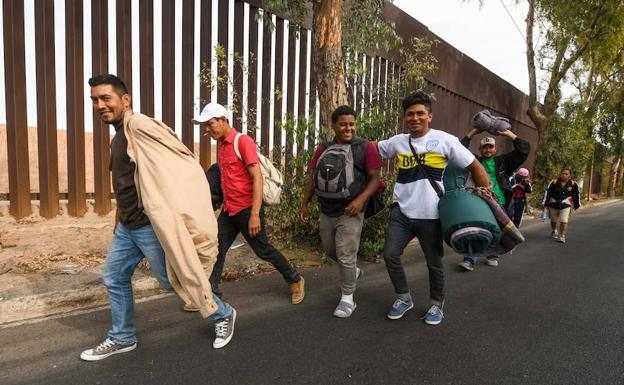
[458,127,530,271]
[193,103,305,304]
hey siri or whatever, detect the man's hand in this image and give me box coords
[499,129,518,140]
[344,197,366,216]
[248,213,261,237]
[299,204,309,223]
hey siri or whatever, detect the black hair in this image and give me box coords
[560,167,572,174]
[88,74,129,96]
[331,105,357,124]
[402,91,432,114]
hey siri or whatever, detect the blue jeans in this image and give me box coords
[103,223,231,344]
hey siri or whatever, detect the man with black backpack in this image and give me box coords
[377,92,490,325]
[299,105,382,318]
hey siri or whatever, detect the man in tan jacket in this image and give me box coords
[81,74,235,362]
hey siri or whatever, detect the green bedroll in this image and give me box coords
[438,163,501,254]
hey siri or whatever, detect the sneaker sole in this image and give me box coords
[183,305,200,312]
[486,261,499,267]
[333,303,357,318]
[458,262,474,271]
[387,303,414,320]
[80,343,137,361]
[213,308,236,349]
[424,318,442,325]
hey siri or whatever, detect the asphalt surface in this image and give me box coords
[1,200,623,385]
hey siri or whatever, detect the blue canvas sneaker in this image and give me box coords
[423,304,443,325]
[387,298,414,320]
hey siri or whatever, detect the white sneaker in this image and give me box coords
[213,308,236,349]
[80,338,137,361]
[333,300,357,318]
[551,230,559,239]
[486,257,499,267]
[558,236,566,243]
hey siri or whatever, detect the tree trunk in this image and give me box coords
[311,0,348,140]
[617,161,624,195]
[608,156,621,197]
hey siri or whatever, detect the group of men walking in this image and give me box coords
[80,73,579,362]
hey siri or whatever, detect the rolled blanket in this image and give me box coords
[473,188,525,254]
[471,110,511,135]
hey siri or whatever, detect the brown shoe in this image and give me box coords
[289,276,305,304]
[183,303,200,312]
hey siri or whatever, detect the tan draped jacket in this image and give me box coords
[122,110,219,318]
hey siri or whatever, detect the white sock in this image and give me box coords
[341,293,354,305]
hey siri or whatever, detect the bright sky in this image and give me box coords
[395,0,530,95]
[0,0,532,128]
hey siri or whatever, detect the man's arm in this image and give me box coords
[247,163,263,237]
[299,172,316,223]
[344,168,381,216]
[461,128,481,149]
[499,130,530,171]
[466,159,489,188]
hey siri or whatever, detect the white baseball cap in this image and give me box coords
[192,102,231,124]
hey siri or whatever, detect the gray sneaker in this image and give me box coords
[333,300,357,318]
[80,338,137,361]
[213,308,236,349]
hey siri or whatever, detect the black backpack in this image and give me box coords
[314,137,367,201]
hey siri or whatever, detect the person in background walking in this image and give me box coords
[543,168,581,244]
[458,127,530,271]
[509,167,532,228]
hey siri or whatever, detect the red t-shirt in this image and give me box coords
[218,129,259,216]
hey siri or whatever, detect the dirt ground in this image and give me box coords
[0,202,323,302]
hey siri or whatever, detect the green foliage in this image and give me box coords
[265,114,321,249]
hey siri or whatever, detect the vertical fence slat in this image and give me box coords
[380,58,387,107]
[181,0,194,149]
[139,0,154,116]
[371,56,379,107]
[91,0,112,215]
[272,18,284,164]
[161,0,175,128]
[232,0,244,129]
[116,0,132,91]
[65,0,86,217]
[260,12,272,155]
[216,0,228,105]
[199,0,212,168]
[35,0,59,218]
[297,28,308,155]
[362,55,370,111]
[247,5,258,140]
[284,26,296,172]
[3,0,31,219]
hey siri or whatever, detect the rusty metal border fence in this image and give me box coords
[2,1,536,219]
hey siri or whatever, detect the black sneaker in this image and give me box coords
[80,338,137,361]
[213,308,236,349]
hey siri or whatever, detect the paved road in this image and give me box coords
[1,200,623,385]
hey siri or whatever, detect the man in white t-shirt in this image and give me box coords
[377,92,489,325]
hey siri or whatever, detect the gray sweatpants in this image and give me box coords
[319,212,365,295]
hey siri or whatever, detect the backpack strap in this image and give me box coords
[233,132,243,161]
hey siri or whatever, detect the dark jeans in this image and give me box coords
[383,206,445,306]
[210,206,300,295]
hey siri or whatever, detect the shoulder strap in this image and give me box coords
[233,133,242,161]
[351,137,368,173]
[407,136,443,198]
